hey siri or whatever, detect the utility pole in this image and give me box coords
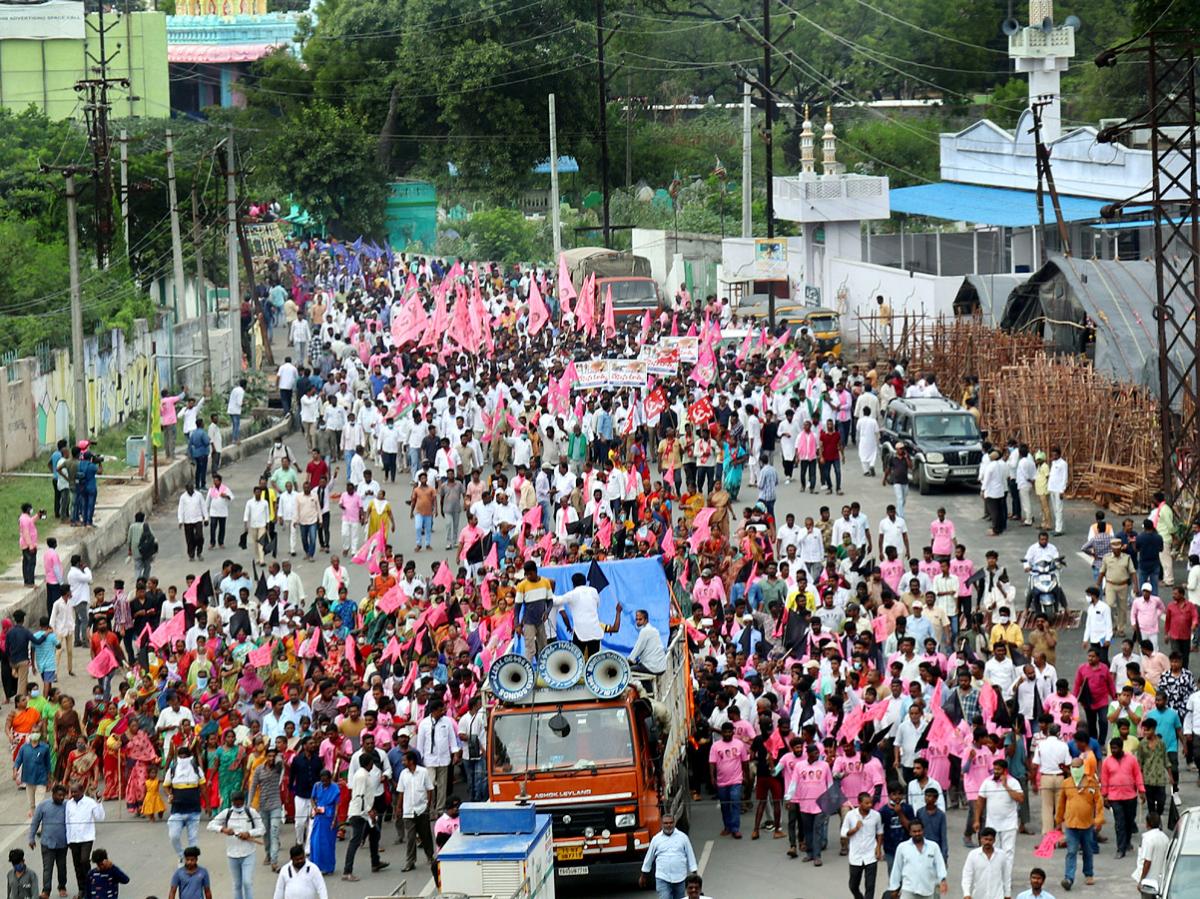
[164,129,186,322]
[191,181,213,397]
[742,81,753,238]
[1030,97,1071,257]
[548,93,562,259]
[225,126,242,364]
[77,2,128,269]
[118,129,129,257]
[594,0,621,248]
[66,172,88,442]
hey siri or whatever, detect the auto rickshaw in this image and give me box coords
[797,307,842,358]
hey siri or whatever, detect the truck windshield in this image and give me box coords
[491,706,635,774]
[914,414,979,440]
[603,279,658,308]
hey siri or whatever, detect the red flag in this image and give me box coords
[644,385,668,421]
[687,396,714,425]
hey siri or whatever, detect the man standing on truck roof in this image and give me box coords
[640,813,697,899]
[515,560,555,661]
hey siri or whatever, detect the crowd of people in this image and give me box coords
[4,239,1200,899]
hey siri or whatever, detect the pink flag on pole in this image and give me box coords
[432,561,454,591]
[557,253,576,317]
[602,286,617,341]
[688,507,717,553]
[639,310,651,344]
[686,322,697,338]
[770,351,806,392]
[979,682,998,722]
[662,526,676,560]
[248,640,275,668]
[149,610,186,649]
[345,634,360,672]
[87,645,119,679]
[381,637,403,665]
[377,584,404,615]
[536,532,554,566]
[480,577,493,610]
[671,313,679,336]
[352,527,386,568]
[522,506,543,531]
[458,528,481,562]
[484,543,499,570]
[400,661,420,695]
[597,516,614,547]
[527,278,550,335]
[297,629,321,659]
[736,329,754,364]
[183,577,200,606]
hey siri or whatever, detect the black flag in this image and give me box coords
[586,560,609,593]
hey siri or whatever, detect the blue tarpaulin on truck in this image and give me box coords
[537,557,671,655]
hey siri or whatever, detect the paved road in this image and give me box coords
[2,428,1189,898]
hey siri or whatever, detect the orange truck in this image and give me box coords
[486,631,692,883]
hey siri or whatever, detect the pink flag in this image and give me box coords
[527,278,550,335]
[484,543,499,570]
[639,310,651,344]
[426,602,448,631]
[432,561,454,591]
[376,584,404,615]
[87,645,119,679]
[576,273,596,337]
[522,506,543,531]
[736,329,753,364]
[671,313,679,336]
[345,634,360,672]
[248,640,275,668]
[602,285,617,341]
[149,610,186,649]
[689,339,717,388]
[688,507,717,553]
[662,526,676,560]
[458,528,481,563]
[400,660,420,695]
[381,636,403,664]
[836,703,868,743]
[597,516,614,547]
[771,351,805,392]
[557,253,576,317]
[686,322,697,338]
[979,682,998,722]
[297,629,321,659]
[183,577,199,605]
[1034,831,1063,858]
[535,532,554,566]
[480,577,493,610]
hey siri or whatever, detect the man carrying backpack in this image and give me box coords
[207,791,264,899]
[127,512,157,582]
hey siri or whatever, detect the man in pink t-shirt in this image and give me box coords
[930,508,956,558]
[708,723,749,838]
[786,743,833,863]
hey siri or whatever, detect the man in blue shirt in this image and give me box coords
[83,849,128,899]
[29,783,69,896]
[30,618,59,691]
[14,734,50,816]
[1144,691,1184,779]
[879,784,914,873]
[187,425,211,490]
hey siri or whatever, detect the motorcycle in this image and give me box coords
[1027,557,1066,617]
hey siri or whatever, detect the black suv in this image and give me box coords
[879,397,983,494]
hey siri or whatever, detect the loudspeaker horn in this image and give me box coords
[489,653,535,703]
[585,651,631,699]
[539,641,585,689]
[1040,15,1054,32]
[1001,17,1021,36]
[1064,15,1081,32]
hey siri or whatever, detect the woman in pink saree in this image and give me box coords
[123,719,159,815]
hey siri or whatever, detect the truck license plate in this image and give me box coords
[556,846,584,861]
[558,865,589,876]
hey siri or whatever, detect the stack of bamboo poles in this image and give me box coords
[978,353,1161,512]
[894,317,1046,404]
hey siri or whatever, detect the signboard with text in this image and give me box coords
[0,1,85,41]
[571,359,649,390]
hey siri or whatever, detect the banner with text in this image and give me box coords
[571,359,649,390]
[658,335,699,363]
[638,344,681,375]
[0,1,85,40]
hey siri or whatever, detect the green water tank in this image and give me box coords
[385,180,438,252]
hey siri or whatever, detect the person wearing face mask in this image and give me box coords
[7,847,37,899]
[1054,757,1103,890]
[14,731,50,816]
[163,745,206,864]
[1100,737,1145,860]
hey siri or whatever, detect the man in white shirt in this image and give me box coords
[877,506,910,559]
[272,845,328,899]
[276,358,300,419]
[243,486,271,566]
[395,751,435,872]
[551,573,610,656]
[177,484,208,562]
[66,557,92,649]
[227,378,246,444]
[1134,813,1171,895]
[961,826,1013,899]
[65,780,105,892]
[1032,723,1071,835]
[629,609,667,675]
[776,512,802,557]
[840,792,884,899]
[1082,586,1114,658]
[974,758,1023,860]
[1047,445,1068,535]
[415,700,461,817]
[342,754,385,880]
[984,643,1017,695]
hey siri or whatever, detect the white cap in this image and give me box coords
[1141,582,1153,592]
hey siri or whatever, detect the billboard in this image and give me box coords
[0,0,85,40]
[753,237,788,279]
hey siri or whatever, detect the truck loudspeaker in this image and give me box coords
[490,653,536,702]
[584,651,630,699]
[538,641,585,689]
